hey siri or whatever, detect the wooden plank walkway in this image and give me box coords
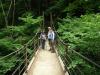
[24,41,68,75]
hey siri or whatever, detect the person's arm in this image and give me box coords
[39,34,41,39]
[52,32,55,40]
[44,35,47,40]
[47,32,49,38]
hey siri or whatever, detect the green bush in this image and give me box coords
[57,14,100,75]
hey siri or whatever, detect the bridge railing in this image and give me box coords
[11,32,40,75]
[0,31,40,75]
[55,34,100,75]
[49,13,100,75]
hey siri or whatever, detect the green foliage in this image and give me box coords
[19,13,42,25]
[0,56,17,75]
[68,58,83,69]
[0,0,100,75]
[57,14,100,75]
[58,13,100,55]
[18,12,42,35]
[2,26,25,37]
[0,38,22,56]
[0,11,41,74]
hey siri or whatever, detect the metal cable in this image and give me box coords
[51,17,100,68]
[19,64,27,75]
[56,43,72,75]
[56,42,77,75]
[50,14,86,74]
[11,53,31,75]
[0,30,39,60]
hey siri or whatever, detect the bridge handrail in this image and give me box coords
[0,30,39,60]
[50,16,100,68]
[56,32,100,68]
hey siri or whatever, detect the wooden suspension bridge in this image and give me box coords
[0,25,100,75]
[0,5,100,74]
[23,41,68,75]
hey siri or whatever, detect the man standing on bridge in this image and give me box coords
[48,27,55,53]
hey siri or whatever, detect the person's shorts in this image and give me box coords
[48,39,54,43]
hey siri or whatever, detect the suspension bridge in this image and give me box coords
[0,20,100,75]
[0,0,100,74]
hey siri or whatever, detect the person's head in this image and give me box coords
[48,27,52,30]
[41,29,44,32]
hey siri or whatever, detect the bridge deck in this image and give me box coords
[27,50,65,75]
[24,41,68,75]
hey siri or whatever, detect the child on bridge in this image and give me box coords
[39,31,46,49]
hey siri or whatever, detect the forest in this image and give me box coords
[0,0,100,75]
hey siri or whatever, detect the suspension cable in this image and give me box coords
[56,43,72,75]
[57,40,85,75]
[19,64,27,75]
[0,30,39,60]
[49,13,100,75]
[12,51,32,75]
[11,37,39,75]
[12,58,26,75]
[12,38,40,75]
[56,41,78,75]
[50,13,74,74]
[0,47,24,60]
[50,14,100,68]
[57,33,100,68]
[72,49,100,68]
[50,13,83,75]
